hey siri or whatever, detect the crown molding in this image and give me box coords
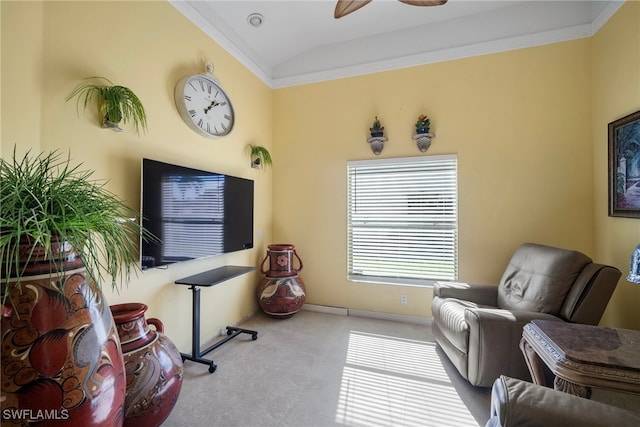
[170,0,272,86]
[171,0,624,90]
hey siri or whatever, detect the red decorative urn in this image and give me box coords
[110,303,183,427]
[1,237,126,427]
[257,244,306,318]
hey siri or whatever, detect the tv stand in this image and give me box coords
[175,265,257,373]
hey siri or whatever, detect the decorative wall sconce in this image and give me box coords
[628,243,640,283]
[368,116,387,155]
[412,114,435,152]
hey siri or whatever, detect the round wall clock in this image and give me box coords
[174,64,235,138]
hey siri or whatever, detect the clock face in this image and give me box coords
[175,74,235,138]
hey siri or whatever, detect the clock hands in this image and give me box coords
[204,99,221,114]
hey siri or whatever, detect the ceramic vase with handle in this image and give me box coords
[110,303,183,427]
[257,244,306,317]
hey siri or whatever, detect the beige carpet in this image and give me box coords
[163,310,491,427]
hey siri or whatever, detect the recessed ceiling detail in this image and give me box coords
[247,13,264,27]
[170,1,623,89]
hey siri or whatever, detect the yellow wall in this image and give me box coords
[592,1,640,329]
[3,1,640,334]
[273,40,594,319]
[1,1,273,352]
[1,1,44,156]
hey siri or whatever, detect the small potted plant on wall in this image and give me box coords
[367,116,387,155]
[66,76,148,135]
[249,144,273,169]
[370,116,384,137]
[412,114,435,152]
[0,148,156,424]
[415,114,431,134]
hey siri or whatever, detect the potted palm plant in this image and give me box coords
[66,77,148,135]
[249,144,273,169]
[0,148,156,426]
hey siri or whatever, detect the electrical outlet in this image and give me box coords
[401,294,407,304]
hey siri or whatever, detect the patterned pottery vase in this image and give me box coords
[258,244,306,317]
[1,237,126,427]
[260,244,304,278]
[110,303,183,427]
[257,275,307,318]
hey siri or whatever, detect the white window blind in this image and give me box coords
[347,155,458,286]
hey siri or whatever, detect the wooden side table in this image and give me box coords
[520,319,640,398]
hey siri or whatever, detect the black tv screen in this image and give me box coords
[141,158,254,269]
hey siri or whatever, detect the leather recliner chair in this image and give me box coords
[486,376,640,427]
[432,243,621,387]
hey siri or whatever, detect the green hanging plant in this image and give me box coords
[0,148,158,305]
[249,144,273,169]
[66,77,148,135]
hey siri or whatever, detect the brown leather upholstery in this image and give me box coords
[486,376,640,427]
[432,243,621,387]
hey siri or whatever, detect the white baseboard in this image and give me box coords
[348,309,432,325]
[302,304,432,326]
[302,304,349,316]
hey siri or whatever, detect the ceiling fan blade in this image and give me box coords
[334,0,373,19]
[398,0,448,6]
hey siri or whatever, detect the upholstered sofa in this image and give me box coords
[486,376,640,427]
[432,243,621,387]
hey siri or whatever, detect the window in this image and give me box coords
[347,155,458,286]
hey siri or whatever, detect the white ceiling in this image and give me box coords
[171,0,623,88]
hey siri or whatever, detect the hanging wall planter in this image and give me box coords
[249,144,273,169]
[367,116,387,155]
[412,114,435,152]
[413,133,434,152]
[66,77,148,135]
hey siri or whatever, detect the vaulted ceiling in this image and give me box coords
[171,1,622,88]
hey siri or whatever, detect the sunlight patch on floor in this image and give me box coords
[335,331,477,427]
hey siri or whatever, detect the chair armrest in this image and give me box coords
[463,309,562,386]
[433,281,498,306]
[487,376,640,427]
[465,308,561,325]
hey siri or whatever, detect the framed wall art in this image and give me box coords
[609,109,640,218]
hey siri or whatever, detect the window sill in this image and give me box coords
[347,275,436,287]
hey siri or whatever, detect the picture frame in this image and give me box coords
[608,109,640,218]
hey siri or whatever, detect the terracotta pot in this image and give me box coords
[260,244,304,278]
[258,244,306,317]
[1,237,125,427]
[257,275,307,318]
[110,303,183,427]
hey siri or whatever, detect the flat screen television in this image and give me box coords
[140,158,254,269]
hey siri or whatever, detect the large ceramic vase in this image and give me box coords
[110,303,183,427]
[257,244,306,318]
[1,237,125,427]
